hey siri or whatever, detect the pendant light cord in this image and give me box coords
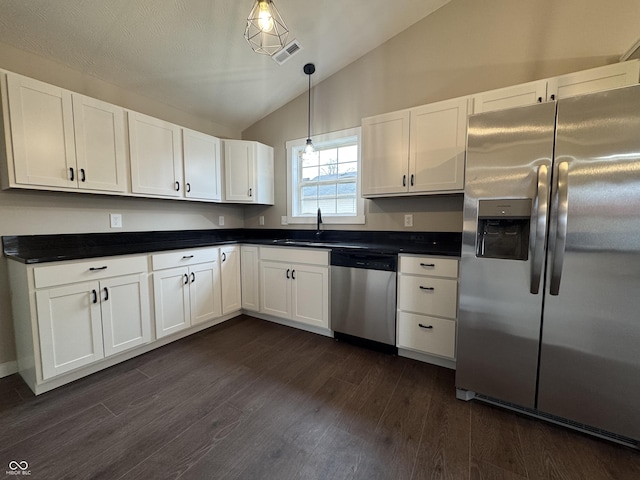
[307,71,311,140]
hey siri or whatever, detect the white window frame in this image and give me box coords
[286,127,365,225]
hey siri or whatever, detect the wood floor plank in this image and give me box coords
[351,360,437,480]
[297,425,365,480]
[470,457,528,480]
[334,352,406,441]
[412,368,470,480]
[117,403,244,480]
[470,402,528,477]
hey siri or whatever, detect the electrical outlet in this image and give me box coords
[218,216,225,226]
[259,215,265,226]
[110,213,122,229]
[404,214,414,227]
[281,216,288,225]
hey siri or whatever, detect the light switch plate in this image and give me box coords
[281,216,288,225]
[218,216,225,226]
[404,214,413,227]
[259,215,265,226]
[110,213,122,228]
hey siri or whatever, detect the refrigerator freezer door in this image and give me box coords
[456,101,556,408]
[538,85,640,440]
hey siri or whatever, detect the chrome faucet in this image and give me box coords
[316,208,323,237]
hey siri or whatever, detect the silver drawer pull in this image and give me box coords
[418,324,433,329]
[89,266,108,271]
[419,286,435,291]
[420,263,435,267]
[182,255,194,259]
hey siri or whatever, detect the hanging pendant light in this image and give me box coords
[302,63,317,161]
[244,0,289,56]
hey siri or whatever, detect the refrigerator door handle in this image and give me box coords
[531,164,549,294]
[550,161,569,295]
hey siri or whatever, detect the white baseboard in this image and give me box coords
[0,360,18,378]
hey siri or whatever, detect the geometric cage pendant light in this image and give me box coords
[244,0,289,56]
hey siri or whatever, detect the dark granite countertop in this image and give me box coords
[2,229,461,264]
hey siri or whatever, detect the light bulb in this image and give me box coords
[258,1,274,32]
[302,139,316,161]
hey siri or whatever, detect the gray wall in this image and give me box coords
[242,0,639,233]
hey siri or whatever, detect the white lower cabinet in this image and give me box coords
[259,247,329,329]
[397,255,459,362]
[220,245,241,314]
[152,247,222,338]
[240,245,260,312]
[22,255,151,382]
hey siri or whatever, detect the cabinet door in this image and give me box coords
[361,110,410,196]
[548,61,640,100]
[260,261,291,318]
[472,80,547,114]
[240,245,260,312]
[290,264,328,328]
[224,140,254,202]
[72,94,127,192]
[153,267,190,338]
[254,142,275,205]
[35,282,104,379]
[183,128,221,201]
[129,112,183,197]
[409,97,468,193]
[189,261,222,325]
[220,246,241,314]
[100,274,151,356]
[7,74,77,188]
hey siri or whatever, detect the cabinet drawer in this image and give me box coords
[399,256,458,278]
[398,275,457,319]
[34,255,148,289]
[151,247,219,271]
[259,246,328,266]
[397,312,456,359]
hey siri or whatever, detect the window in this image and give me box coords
[286,127,364,224]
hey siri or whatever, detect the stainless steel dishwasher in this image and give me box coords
[330,250,397,353]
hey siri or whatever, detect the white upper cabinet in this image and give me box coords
[6,74,77,189]
[362,97,467,197]
[5,74,128,192]
[409,97,467,193]
[472,80,548,114]
[548,60,640,100]
[361,110,410,196]
[183,128,221,201]
[72,94,127,192]
[128,111,183,198]
[471,61,640,114]
[223,139,274,204]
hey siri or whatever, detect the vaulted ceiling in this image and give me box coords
[0,0,450,132]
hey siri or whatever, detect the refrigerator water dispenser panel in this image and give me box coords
[476,199,531,260]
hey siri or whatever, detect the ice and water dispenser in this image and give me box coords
[476,199,531,261]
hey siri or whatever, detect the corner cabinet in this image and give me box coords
[361,96,468,197]
[259,247,329,330]
[240,245,260,312]
[397,255,459,367]
[223,139,274,204]
[2,73,127,192]
[220,245,242,314]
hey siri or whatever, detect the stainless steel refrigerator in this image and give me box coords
[456,84,640,445]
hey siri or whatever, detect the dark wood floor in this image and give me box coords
[1,315,639,479]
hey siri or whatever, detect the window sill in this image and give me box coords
[287,215,365,225]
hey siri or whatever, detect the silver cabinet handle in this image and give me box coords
[531,164,549,294]
[550,161,569,295]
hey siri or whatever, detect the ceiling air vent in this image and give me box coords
[273,39,303,65]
